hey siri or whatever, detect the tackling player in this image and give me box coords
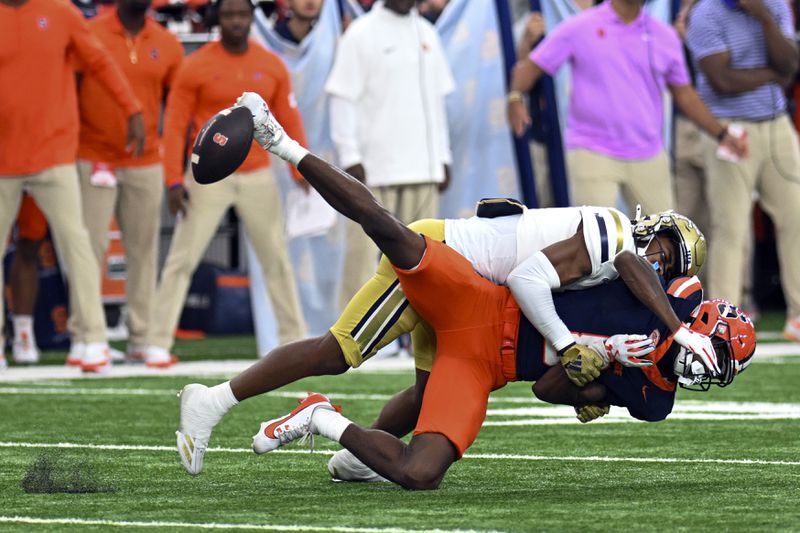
[176,92,717,474]
[178,97,756,489]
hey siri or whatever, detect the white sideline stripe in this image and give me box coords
[1,441,798,467]
[0,516,490,533]
[2,342,800,383]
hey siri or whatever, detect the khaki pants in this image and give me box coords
[703,115,800,318]
[339,182,439,309]
[76,161,164,347]
[149,166,306,350]
[531,141,554,208]
[0,164,106,344]
[567,149,673,213]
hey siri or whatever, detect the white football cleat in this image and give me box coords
[144,345,178,369]
[327,449,388,483]
[12,331,40,365]
[66,341,85,366]
[236,92,285,150]
[0,353,7,372]
[252,393,337,454]
[80,342,112,374]
[176,384,224,475]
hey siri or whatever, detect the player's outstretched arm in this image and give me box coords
[614,251,718,372]
[237,92,424,271]
[532,365,606,407]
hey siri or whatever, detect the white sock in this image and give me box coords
[310,408,352,443]
[269,135,309,167]
[208,381,239,416]
[13,315,34,342]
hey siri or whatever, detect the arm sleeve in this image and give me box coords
[67,9,141,116]
[269,60,308,183]
[664,29,691,87]
[773,0,795,39]
[163,38,185,90]
[325,29,366,100]
[528,18,577,75]
[580,207,635,275]
[161,63,198,188]
[686,8,728,60]
[506,251,576,351]
[329,95,362,169]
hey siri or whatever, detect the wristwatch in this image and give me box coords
[716,126,729,143]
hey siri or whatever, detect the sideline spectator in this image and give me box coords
[514,11,552,207]
[326,0,454,308]
[147,0,307,365]
[673,0,710,242]
[7,195,48,365]
[273,0,322,43]
[686,0,800,340]
[508,0,747,214]
[74,0,183,364]
[0,0,143,373]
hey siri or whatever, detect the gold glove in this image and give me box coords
[575,404,610,424]
[560,343,604,387]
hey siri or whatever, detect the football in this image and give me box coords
[190,105,254,185]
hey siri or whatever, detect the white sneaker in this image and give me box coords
[236,92,284,149]
[12,331,40,365]
[0,353,7,372]
[66,341,85,366]
[144,345,178,369]
[80,342,111,374]
[784,317,800,342]
[252,393,337,454]
[176,384,224,475]
[327,449,388,483]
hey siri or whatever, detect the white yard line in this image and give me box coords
[2,341,799,383]
[0,516,492,533]
[0,441,798,467]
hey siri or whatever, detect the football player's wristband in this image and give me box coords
[557,342,576,357]
[169,183,183,190]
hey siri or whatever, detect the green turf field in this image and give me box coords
[2,322,799,532]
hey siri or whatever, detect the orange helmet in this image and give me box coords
[682,299,756,390]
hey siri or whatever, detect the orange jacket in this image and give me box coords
[78,12,183,167]
[162,40,307,187]
[0,0,141,176]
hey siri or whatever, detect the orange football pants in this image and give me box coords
[393,237,519,457]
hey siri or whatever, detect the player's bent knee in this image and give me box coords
[398,462,444,491]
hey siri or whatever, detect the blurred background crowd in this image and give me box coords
[1,0,798,372]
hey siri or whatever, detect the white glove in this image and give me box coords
[603,334,655,368]
[672,325,720,376]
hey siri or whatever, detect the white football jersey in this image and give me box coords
[444,206,635,289]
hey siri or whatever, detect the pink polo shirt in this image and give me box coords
[530,1,689,160]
